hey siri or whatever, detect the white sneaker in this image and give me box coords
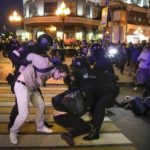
[133,86,138,91]
[9,133,19,145]
[37,126,53,134]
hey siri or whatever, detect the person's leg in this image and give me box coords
[7,72,20,130]
[8,100,18,130]
[83,92,115,141]
[143,75,150,98]
[129,61,134,75]
[31,91,53,133]
[9,82,30,144]
[54,114,91,146]
[54,114,91,137]
[37,88,52,128]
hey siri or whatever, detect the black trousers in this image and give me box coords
[80,79,119,132]
[8,100,18,130]
[54,114,91,137]
[52,89,91,137]
[91,91,118,131]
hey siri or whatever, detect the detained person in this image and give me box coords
[9,53,69,145]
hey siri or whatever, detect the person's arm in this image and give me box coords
[137,52,145,62]
[26,53,35,62]
[53,109,67,117]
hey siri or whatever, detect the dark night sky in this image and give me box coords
[0,0,23,30]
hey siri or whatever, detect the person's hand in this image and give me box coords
[53,109,67,116]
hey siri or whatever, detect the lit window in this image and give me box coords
[75,32,83,40]
[57,32,63,39]
[133,16,137,22]
[44,2,57,15]
[138,17,142,22]
[37,31,45,38]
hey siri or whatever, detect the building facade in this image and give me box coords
[109,0,150,43]
[22,0,150,43]
[23,0,103,42]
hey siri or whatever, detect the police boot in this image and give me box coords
[83,127,99,141]
[61,132,75,147]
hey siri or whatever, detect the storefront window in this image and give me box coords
[24,1,30,18]
[44,2,57,15]
[133,16,137,22]
[86,3,90,18]
[138,17,141,22]
[128,16,132,22]
[67,1,77,15]
[29,0,38,17]
[121,0,149,7]
[142,19,146,23]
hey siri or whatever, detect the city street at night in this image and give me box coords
[0,53,150,150]
[0,0,150,149]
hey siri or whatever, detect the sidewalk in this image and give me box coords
[113,65,135,86]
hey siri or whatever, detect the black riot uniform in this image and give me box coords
[82,43,119,141]
[71,45,91,79]
[52,43,119,146]
[53,67,119,146]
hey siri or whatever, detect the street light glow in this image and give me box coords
[9,11,22,22]
[55,1,71,42]
[134,27,143,35]
[56,2,71,16]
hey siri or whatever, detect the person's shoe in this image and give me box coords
[9,132,19,145]
[83,128,99,141]
[133,86,138,91]
[37,126,53,133]
[44,121,53,128]
[61,133,75,147]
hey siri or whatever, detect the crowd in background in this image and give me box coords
[0,33,150,146]
[0,35,150,94]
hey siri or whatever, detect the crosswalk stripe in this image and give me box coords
[0,122,120,134]
[0,97,53,101]
[0,93,58,97]
[0,114,112,122]
[0,84,67,91]
[0,101,53,106]
[0,106,54,114]
[0,133,133,148]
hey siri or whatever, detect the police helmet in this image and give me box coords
[72,56,85,68]
[37,34,53,51]
[90,43,101,53]
[90,43,105,57]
